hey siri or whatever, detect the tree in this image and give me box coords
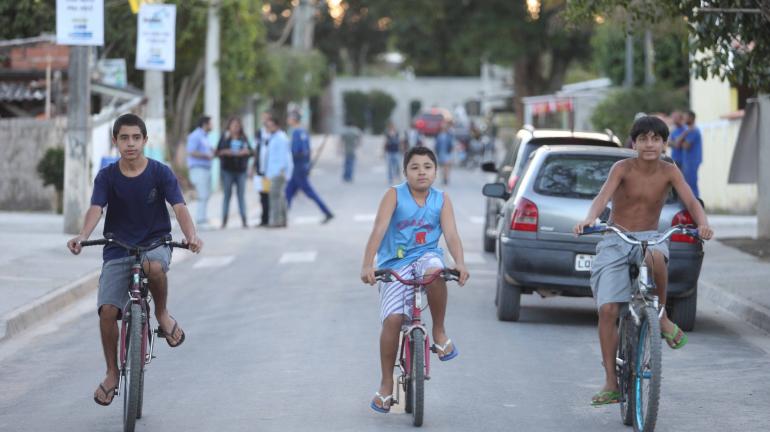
[262,46,327,123]
[0,0,55,41]
[567,0,770,93]
[591,84,688,140]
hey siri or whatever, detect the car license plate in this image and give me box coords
[575,254,594,271]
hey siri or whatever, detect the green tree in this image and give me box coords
[0,0,55,40]
[262,46,327,124]
[591,84,687,140]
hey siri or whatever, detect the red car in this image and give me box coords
[413,108,452,137]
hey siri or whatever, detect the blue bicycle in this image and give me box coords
[581,224,700,432]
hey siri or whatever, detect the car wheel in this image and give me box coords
[667,289,697,332]
[484,232,496,253]
[496,262,521,322]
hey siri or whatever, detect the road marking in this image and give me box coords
[354,213,376,222]
[464,252,487,264]
[292,216,321,225]
[469,216,485,224]
[193,256,235,269]
[0,276,54,282]
[279,251,317,264]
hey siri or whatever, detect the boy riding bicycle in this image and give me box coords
[361,146,470,413]
[66,114,202,406]
[573,115,713,406]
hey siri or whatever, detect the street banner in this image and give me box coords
[97,59,128,88]
[135,4,176,71]
[56,0,105,46]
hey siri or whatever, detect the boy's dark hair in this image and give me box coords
[629,115,669,142]
[288,111,301,122]
[197,115,211,128]
[686,110,696,120]
[403,146,438,172]
[112,113,147,139]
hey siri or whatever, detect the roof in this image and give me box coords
[0,81,45,102]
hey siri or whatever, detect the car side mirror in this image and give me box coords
[481,161,497,173]
[482,183,510,201]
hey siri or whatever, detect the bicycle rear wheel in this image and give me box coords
[123,303,143,432]
[409,329,425,427]
[617,313,634,426]
[404,334,414,414]
[633,306,661,432]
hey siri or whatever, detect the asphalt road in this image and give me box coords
[1,142,769,432]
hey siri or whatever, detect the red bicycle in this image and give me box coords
[81,234,188,432]
[374,268,460,427]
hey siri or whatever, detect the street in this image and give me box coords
[1,146,769,432]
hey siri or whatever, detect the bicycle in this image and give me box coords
[80,234,189,432]
[580,224,700,432]
[374,268,460,427]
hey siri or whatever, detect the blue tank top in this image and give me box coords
[377,182,445,269]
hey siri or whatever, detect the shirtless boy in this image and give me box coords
[573,115,713,406]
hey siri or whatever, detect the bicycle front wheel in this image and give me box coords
[633,306,662,432]
[618,312,634,426]
[409,329,425,427]
[123,303,144,432]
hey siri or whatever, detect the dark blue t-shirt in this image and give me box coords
[91,158,185,262]
[291,128,311,176]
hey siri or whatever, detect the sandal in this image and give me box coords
[157,316,186,348]
[591,390,620,406]
[370,392,393,413]
[662,324,688,350]
[431,339,459,362]
[93,383,117,406]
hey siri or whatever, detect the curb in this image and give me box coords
[0,270,100,342]
[700,278,770,334]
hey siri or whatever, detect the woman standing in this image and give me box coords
[217,116,253,228]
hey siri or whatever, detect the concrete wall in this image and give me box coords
[326,76,510,133]
[0,117,67,211]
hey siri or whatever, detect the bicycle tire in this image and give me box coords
[618,313,634,426]
[633,306,661,432]
[410,329,425,427]
[123,303,143,432]
[404,335,414,414]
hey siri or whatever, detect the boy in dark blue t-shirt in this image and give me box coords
[67,113,202,406]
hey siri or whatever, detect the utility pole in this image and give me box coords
[624,20,634,88]
[644,29,655,86]
[205,0,221,133]
[292,0,314,128]
[63,46,91,234]
[758,95,770,237]
[144,70,166,161]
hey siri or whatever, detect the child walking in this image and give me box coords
[361,146,470,413]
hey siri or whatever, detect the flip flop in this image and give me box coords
[591,390,621,406]
[370,392,393,413]
[662,324,688,349]
[93,383,117,406]
[431,339,459,362]
[157,316,186,348]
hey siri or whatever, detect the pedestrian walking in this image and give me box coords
[263,115,293,227]
[250,112,272,227]
[340,122,362,183]
[186,115,214,227]
[675,110,703,198]
[285,112,334,224]
[384,122,401,184]
[434,121,454,185]
[668,110,686,169]
[216,116,253,229]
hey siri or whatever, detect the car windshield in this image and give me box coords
[534,154,679,202]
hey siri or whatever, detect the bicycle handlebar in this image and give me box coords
[79,235,190,253]
[374,268,461,285]
[579,224,700,245]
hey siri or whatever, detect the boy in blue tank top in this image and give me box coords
[361,146,470,413]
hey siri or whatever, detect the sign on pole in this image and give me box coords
[135,4,176,71]
[56,0,104,46]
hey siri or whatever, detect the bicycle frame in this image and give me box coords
[397,267,432,389]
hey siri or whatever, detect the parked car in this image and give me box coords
[413,108,452,137]
[482,145,704,330]
[481,127,622,252]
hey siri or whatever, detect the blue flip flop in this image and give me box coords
[370,392,392,413]
[432,339,459,361]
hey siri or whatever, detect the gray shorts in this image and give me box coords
[589,231,669,309]
[97,246,172,316]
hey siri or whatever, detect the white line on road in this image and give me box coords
[193,256,235,269]
[0,276,53,282]
[279,251,318,264]
[354,213,376,222]
[464,252,487,264]
[292,216,322,225]
[469,216,485,224]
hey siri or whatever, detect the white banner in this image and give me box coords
[56,0,104,46]
[135,4,176,71]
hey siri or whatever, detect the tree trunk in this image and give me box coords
[167,57,205,178]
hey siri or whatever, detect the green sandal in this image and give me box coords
[591,390,621,406]
[662,324,688,349]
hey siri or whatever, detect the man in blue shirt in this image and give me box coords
[67,114,202,406]
[286,112,334,224]
[186,115,214,226]
[668,110,686,169]
[435,121,454,185]
[676,110,703,198]
[263,115,293,227]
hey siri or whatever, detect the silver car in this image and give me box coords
[483,145,704,330]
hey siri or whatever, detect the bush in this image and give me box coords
[368,90,397,134]
[36,147,65,213]
[342,89,397,134]
[343,90,368,130]
[591,85,688,140]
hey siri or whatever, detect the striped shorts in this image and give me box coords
[378,252,445,323]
